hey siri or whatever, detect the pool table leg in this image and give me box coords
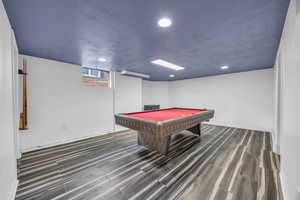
[138,132,170,155]
[187,123,201,136]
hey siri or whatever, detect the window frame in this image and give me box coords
[81,67,111,88]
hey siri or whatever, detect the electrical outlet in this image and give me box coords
[61,124,68,131]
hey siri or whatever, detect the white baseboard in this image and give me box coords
[203,122,272,132]
[270,131,276,153]
[10,179,19,200]
[21,130,117,153]
[280,171,290,200]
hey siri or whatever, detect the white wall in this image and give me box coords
[20,56,115,151]
[0,1,18,199]
[169,69,274,132]
[114,72,142,131]
[142,80,170,108]
[274,0,300,199]
[19,56,143,151]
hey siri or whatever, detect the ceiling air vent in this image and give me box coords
[120,70,150,79]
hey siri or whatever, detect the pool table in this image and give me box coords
[115,108,214,155]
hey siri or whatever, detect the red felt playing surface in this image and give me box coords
[124,108,207,122]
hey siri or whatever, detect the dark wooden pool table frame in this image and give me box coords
[114,108,214,155]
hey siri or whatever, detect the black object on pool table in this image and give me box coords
[144,104,160,110]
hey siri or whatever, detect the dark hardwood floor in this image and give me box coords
[15,125,282,200]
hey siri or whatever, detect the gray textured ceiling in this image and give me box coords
[3,0,289,80]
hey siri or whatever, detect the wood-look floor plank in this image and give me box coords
[15,125,283,200]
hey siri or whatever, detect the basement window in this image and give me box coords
[81,67,110,87]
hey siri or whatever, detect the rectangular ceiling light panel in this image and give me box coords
[151,59,184,71]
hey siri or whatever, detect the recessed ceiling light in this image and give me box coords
[98,58,107,62]
[169,74,175,78]
[221,65,229,70]
[158,18,172,28]
[151,59,184,71]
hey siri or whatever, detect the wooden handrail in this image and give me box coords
[19,59,28,130]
